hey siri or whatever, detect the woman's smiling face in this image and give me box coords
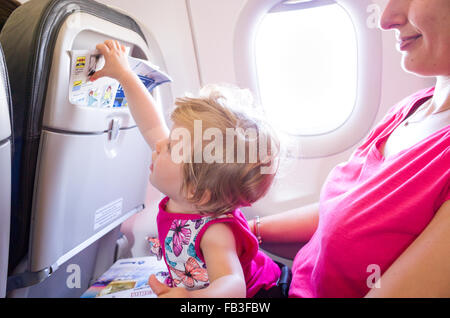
[380,0,450,77]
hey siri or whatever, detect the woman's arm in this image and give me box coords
[91,40,169,149]
[148,222,246,298]
[249,202,320,244]
[365,200,450,297]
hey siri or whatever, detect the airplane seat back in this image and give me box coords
[0,0,20,32]
[0,42,12,298]
[0,0,154,292]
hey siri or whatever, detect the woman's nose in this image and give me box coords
[379,0,407,31]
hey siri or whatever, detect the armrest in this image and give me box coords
[260,242,306,261]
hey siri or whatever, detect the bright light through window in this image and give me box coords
[255,4,357,135]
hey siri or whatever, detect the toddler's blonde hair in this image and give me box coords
[170,85,279,215]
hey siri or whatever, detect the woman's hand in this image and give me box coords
[90,39,131,82]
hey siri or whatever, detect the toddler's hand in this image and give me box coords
[148,274,190,298]
[89,39,131,82]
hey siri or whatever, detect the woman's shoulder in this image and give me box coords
[356,87,436,150]
[389,86,435,116]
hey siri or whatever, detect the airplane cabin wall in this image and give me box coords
[96,0,434,258]
[13,0,435,259]
[184,0,435,215]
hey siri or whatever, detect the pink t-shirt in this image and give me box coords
[290,87,449,297]
[156,196,281,297]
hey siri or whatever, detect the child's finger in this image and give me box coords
[89,69,105,82]
[96,43,109,55]
[104,39,115,51]
[148,274,170,297]
[113,40,121,50]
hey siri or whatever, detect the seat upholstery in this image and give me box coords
[0,42,13,297]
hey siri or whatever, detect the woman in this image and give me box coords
[251,0,450,297]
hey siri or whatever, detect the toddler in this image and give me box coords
[91,40,287,298]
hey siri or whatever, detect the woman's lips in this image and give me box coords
[398,34,422,51]
[150,163,153,172]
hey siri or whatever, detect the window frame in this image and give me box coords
[234,0,382,158]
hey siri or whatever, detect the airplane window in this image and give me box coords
[255,3,357,136]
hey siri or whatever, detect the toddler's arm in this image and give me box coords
[193,222,247,297]
[148,222,246,298]
[90,40,169,149]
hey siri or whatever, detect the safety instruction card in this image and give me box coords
[69,50,171,108]
[81,256,169,298]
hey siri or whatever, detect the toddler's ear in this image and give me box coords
[187,187,211,206]
[197,189,212,206]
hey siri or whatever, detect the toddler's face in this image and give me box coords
[149,133,184,201]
